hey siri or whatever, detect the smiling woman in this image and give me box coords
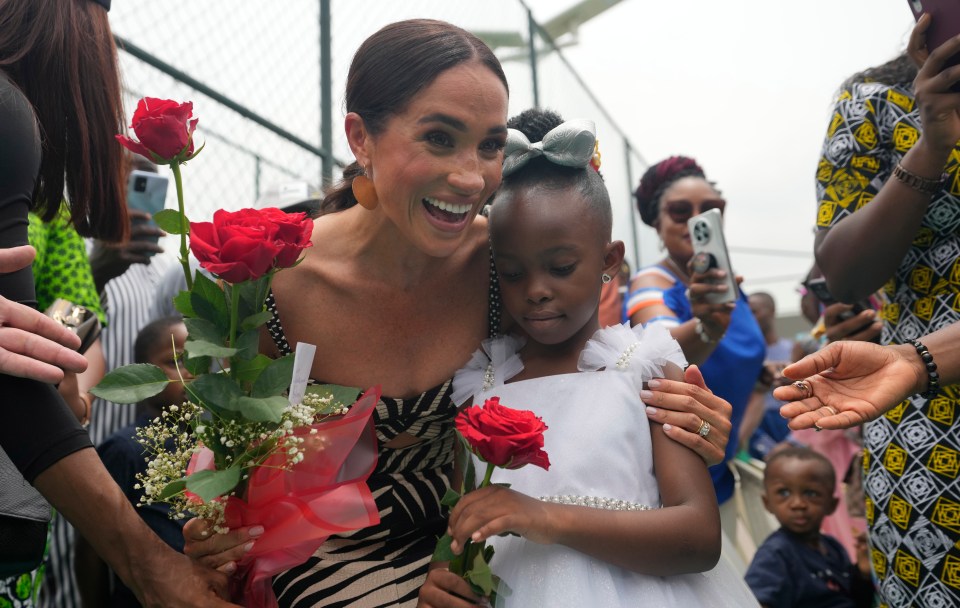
[182,19,738,608]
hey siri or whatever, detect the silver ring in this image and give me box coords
[697,418,711,438]
[822,405,839,417]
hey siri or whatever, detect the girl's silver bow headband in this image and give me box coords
[502,119,597,177]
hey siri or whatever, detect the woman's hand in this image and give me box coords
[642,365,732,465]
[775,341,924,431]
[182,517,264,574]
[823,303,882,344]
[418,564,486,607]
[447,485,552,551]
[687,268,736,340]
[910,14,960,155]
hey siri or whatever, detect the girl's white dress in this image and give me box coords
[451,323,760,607]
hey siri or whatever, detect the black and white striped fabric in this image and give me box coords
[265,276,499,607]
[42,255,176,608]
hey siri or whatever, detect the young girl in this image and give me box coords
[439,109,760,606]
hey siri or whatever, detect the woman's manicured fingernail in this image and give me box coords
[223,561,237,574]
[249,526,265,538]
[647,379,661,389]
[663,423,674,432]
[645,406,658,416]
[243,541,256,552]
[640,390,654,401]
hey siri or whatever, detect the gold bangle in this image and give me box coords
[77,392,92,428]
[892,163,946,196]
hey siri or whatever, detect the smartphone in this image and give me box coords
[803,277,867,320]
[907,0,960,89]
[687,208,738,304]
[126,170,168,252]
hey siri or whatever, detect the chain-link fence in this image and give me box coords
[110,0,651,268]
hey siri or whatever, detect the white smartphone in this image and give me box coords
[126,170,168,252]
[687,208,738,304]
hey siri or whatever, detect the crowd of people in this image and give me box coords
[3,1,960,607]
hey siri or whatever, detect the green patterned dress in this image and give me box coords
[817,81,960,607]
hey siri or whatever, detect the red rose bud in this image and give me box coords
[455,396,550,470]
[190,209,284,283]
[256,207,314,268]
[116,97,200,163]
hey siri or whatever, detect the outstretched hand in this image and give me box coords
[775,341,924,431]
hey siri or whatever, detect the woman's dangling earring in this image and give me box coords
[352,165,379,210]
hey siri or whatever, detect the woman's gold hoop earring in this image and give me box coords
[352,168,379,210]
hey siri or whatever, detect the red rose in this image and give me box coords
[189,209,284,283]
[455,397,550,470]
[257,207,314,268]
[116,97,199,163]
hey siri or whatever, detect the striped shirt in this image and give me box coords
[623,266,681,328]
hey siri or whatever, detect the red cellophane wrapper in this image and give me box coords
[189,386,381,607]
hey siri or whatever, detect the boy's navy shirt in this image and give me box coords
[745,527,872,608]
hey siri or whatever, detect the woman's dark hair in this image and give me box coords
[494,108,612,239]
[0,0,128,241]
[634,156,717,227]
[134,315,183,365]
[842,52,917,90]
[321,19,508,215]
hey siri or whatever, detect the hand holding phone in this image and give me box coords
[687,208,738,305]
[907,0,960,90]
[126,170,169,255]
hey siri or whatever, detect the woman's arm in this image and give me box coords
[816,17,960,302]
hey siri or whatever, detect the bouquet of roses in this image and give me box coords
[432,396,549,604]
[93,98,380,607]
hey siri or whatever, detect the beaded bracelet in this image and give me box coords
[910,339,940,399]
[694,318,718,344]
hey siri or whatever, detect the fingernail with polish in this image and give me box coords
[640,390,654,401]
[663,423,674,432]
[243,541,256,552]
[249,526,265,538]
[223,561,237,574]
[647,379,661,389]
[645,406,658,416]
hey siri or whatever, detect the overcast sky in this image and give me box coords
[522,0,915,316]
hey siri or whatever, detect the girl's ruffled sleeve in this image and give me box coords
[577,322,686,389]
[451,334,526,406]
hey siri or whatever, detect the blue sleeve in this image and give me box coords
[745,538,795,607]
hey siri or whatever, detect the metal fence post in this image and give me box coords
[320,0,333,187]
[527,8,540,109]
[624,140,639,269]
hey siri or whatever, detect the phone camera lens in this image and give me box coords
[134,176,148,192]
[692,221,711,244]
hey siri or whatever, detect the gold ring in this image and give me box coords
[822,405,839,417]
[792,380,813,399]
[697,418,711,438]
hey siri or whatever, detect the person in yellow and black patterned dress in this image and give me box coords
[813,15,960,608]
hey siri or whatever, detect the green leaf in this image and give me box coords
[252,355,295,398]
[234,395,288,423]
[185,467,241,503]
[432,533,457,562]
[153,209,188,235]
[465,548,497,596]
[184,317,225,345]
[184,339,237,359]
[231,354,273,384]
[240,310,273,331]
[90,364,169,404]
[234,329,260,361]
[184,354,212,377]
[173,289,195,317]
[188,373,243,416]
[460,434,477,493]
[157,478,188,500]
[309,383,361,406]
[191,273,229,330]
[440,488,461,509]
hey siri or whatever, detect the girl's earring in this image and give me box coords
[601,273,612,284]
[352,166,379,210]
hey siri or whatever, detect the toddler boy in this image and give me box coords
[744,446,872,607]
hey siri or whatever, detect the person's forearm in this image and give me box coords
[816,140,951,302]
[668,320,718,366]
[32,449,181,599]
